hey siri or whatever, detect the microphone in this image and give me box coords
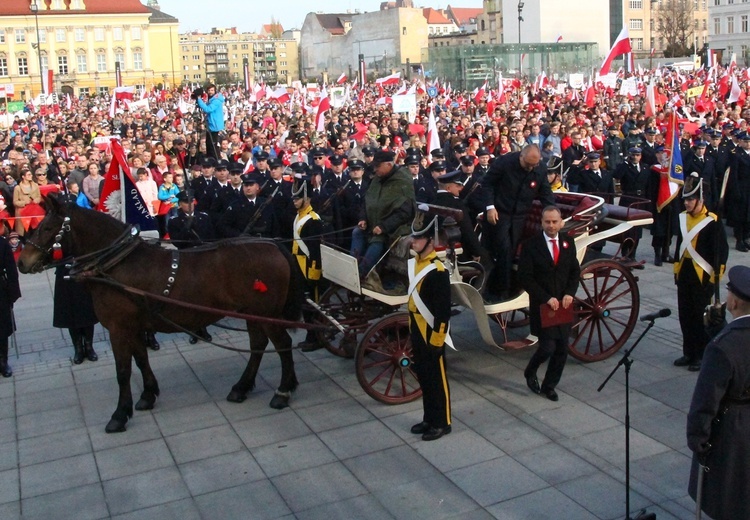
[640,308,671,322]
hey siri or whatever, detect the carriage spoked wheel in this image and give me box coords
[355,312,422,404]
[314,285,391,358]
[569,259,640,362]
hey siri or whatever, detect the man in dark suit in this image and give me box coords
[571,152,615,202]
[683,140,718,210]
[261,158,294,239]
[518,205,581,401]
[190,156,220,213]
[687,265,750,520]
[433,169,488,263]
[217,173,278,238]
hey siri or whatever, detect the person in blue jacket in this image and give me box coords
[195,84,225,160]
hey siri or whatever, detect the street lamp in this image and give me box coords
[30,0,45,97]
[517,1,524,44]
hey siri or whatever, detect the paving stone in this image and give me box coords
[344,445,443,492]
[165,423,244,464]
[95,438,174,480]
[319,420,404,460]
[18,426,91,466]
[295,494,395,520]
[557,473,651,519]
[487,487,599,520]
[20,483,108,520]
[530,401,620,438]
[233,409,312,449]
[180,450,265,496]
[102,466,190,516]
[20,453,99,499]
[372,474,480,520]
[153,401,227,437]
[251,433,337,478]
[512,442,599,486]
[0,468,19,505]
[16,405,85,440]
[194,479,291,520]
[271,462,367,513]
[111,497,203,520]
[414,427,505,473]
[576,425,672,469]
[295,396,374,433]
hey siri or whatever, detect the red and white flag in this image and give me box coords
[336,72,348,85]
[600,26,632,75]
[66,93,72,111]
[644,81,656,118]
[473,78,488,102]
[315,87,330,134]
[427,105,440,160]
[109,86,135,118]
[375,72,401,85]
[728,75,744,104]
[269,86,290,103]
[555,34,563,43]
[584,84,596,108]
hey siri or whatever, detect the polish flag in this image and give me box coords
[728,75,743,104]
[269,86,290,103]
[555,34,563,43]
[375,72,401,85]
[66,93,72,111]
[473,78,488,102]
[427,105,441,161]
[584,84,596,108]
[315,87,330,134]
[109,86,135,118]
[336,72,348,85]
[600,26,632,76]
[644,81,656,118]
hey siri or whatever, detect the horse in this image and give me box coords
[17,197,306,433]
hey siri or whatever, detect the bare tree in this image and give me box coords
[268,17,283,39]
[655,0,694,57]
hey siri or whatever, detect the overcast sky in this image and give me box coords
[152,0,483,33]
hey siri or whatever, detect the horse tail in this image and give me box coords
[278,241,305,322]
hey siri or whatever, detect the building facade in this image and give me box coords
[619,0,709,58]
[0,0,179,100]
[179,29,299,86]
[477,0,504,45]
[708,0,750,65]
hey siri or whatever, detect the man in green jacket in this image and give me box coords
[350,150,415,277]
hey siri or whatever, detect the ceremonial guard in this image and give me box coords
[190,156,220,213]
[649,145,680,265]
[408,155,433,203]
[683,140,717,211]
[726,132,750,252]
[217,174,278,238]
[614,147,650,259]
[261,158,295,239]
[673,173,728,371]
[640,128,659,167]
[474,147,493,177]
[290,175,326,352]
[571,152,615,202]
[407,207,453,441]
[340,159,369,247]
[168,191,216,248]
[687,265,750,520]
[458,155,492,227]
[546,157,567,192]
[210,162,245,222]
[519,206,580,402]
[433,169,487,263]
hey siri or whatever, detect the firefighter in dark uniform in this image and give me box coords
[251,150,271,182]
[727,132,750,252]
[613,146,650,259]
[673,173,728,372]
[408,154,433,203]
[650,145,681,266]
[572,152,615,202]
[190,156,220,213]
[683,140,718,211]
[407,206,453,441]
[261,157,294,240]
[474,146,493,176]
[361,145,377,180]
[217,173,278,238]
[168,190,216,248]
[291,175,327,352]
[482,145,556,301]
[459,154,492,228]
[210,162,244,223]
[640,127,659,167]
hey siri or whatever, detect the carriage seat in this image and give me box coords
[520,195,601,244]
[601,204,652,223]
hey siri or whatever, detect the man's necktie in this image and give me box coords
[551,238,559,265]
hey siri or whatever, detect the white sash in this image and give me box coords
[293,214,312,258]
[408,258,455,350]
[679,212,714,277]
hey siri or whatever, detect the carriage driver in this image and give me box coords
[408,205,453,441]
[291,173,327,352]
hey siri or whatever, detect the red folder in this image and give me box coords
[540,303,575,328]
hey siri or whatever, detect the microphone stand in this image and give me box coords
[598,318,659,520]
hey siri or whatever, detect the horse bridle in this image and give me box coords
[24,216,72,260]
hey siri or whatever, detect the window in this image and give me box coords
[742,15,748,32]
[703,19,707,30]
[15,29,25,44]
[630,19,643,31]
[115,52,124,67]
[193,46,199,51]
[279,61,287,66]
[78,87,90,96]
[728,16,735,33]
[192,55,200,60]
[94,28,104,42]
[0,33,4,44]
[58,55,68,74]
[629,0,642,7]
[76,54,87,73]
[38,30,46,44]
[727,45,734,56]
[650,19,655,31]
[714,0,721,4]
[633,37,644,50]
[729,0,734,3]
[113,27,123,41]
[132,26,141,40]
[75,28,85,42]
[133,52,142,70]
[0,58,7,77]
[56,29,66,42]
[715,17,721,34]
[17,57,28,75]
[97,54,106,72]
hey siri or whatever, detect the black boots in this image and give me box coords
[0,342,12,377]
[737,240,749,252]
[189,327,212,345]
[144,331,160,351]
[73,337,85,365]
[84,339,98,362]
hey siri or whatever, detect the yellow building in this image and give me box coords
[623,0,709,58]
[180,28,299,86]
[0,0,179,100]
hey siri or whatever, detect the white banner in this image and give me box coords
[568,74,584,89]
[619,78,638,97]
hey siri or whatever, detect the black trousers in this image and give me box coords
[411,333,451,428]
[484,215,525,295]
[526,337,568,391]
[205,131,221,159]
[68,325,94,346]
[677,263,713,360]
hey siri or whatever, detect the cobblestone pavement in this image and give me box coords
[1,234,741,519]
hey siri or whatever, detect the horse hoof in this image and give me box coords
[269,394,289,410]
[105,419,127,434]
[135,398,155,411]
[226,390,247,403]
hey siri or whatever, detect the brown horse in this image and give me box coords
[17,197,305,433]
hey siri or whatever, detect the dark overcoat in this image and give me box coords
[0,237,20,338]
[53,266,98,329]
[687,316,750,520]
[726,150,750,226]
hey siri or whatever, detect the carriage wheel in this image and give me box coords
[314,286,367,358]
[569,259,640,362]
[355,312,422,405]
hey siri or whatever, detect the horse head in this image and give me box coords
[17,195,69,274]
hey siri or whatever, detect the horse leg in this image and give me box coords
[105,333,137,433]
[267,325,298,410]
[226,323,268,403]
[133,341,160,411]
